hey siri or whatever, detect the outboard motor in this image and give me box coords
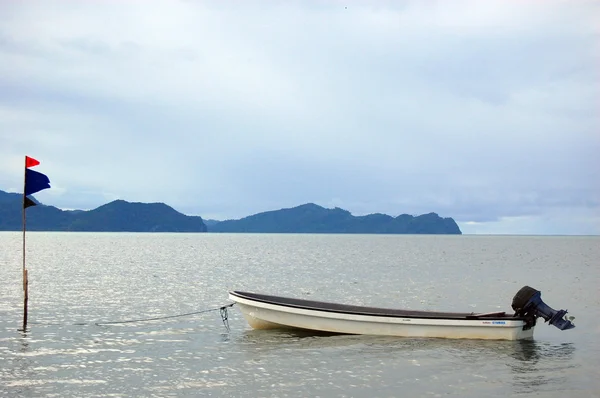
[512,286,575,330]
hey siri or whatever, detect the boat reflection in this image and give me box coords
[237,329,576,395]
[239,329,575,355]
[508,340,576,394]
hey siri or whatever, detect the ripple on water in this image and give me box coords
[0,233,598,397]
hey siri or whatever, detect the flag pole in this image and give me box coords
[20,155,50,331]
[22,156,28,332]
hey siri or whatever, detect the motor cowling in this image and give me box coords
[511,286,575,331]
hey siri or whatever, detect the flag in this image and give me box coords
[25,156,40,168]
[25,168,51,196]
[24,196,37,209]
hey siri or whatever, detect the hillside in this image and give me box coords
[1,190,460,234]
[0,190,207,232]
[209,203,461,234]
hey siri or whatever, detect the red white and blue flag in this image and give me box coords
[23,156,51,208]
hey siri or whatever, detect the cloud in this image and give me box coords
[0,0,598,234]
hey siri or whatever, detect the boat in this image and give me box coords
[228,286,575,341]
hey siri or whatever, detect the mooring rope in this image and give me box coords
[220,305,231,332]
[94,303,235,327]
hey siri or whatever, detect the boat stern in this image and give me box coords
[511,286,575,331]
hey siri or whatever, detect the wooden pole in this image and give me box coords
[22,156,28,332]
[23,269,28,331]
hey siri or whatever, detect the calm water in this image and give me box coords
[0,233,598,397]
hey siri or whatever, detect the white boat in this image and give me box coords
[228,286,574,341]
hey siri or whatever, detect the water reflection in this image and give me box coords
[509,340,576,394]
[237,329,578,395]
[2,333,36,396]
[510,340,575,364]
[237,329,570,358]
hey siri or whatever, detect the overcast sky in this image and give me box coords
[1,1,598,235]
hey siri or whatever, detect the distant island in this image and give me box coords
[0,190,461,234]
[209,203,461,234]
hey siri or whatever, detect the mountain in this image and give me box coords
[0,190,461,234]
[0,190,207,232]
[203,219,221,227]
[209,203,461,234]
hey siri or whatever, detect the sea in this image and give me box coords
[0,232,598,397]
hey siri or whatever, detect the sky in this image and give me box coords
[0,1,598,235]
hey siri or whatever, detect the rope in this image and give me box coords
[220,305,231,332]
[94,303,235,326]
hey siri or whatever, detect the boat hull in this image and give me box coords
[229,292,534,341]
